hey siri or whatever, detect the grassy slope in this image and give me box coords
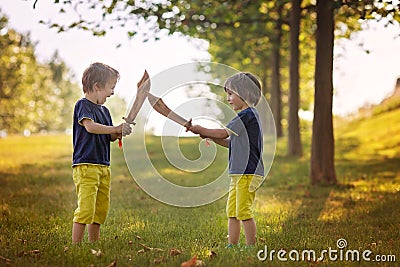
[0,106,399,266]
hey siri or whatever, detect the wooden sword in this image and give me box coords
[118,70,151,148]
[147,93,193,131]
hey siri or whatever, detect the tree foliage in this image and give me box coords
[0,10,81,134]
[39,0,400,125]
[39,0,400,36]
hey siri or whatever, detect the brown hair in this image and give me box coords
[224,72,262,105]
[82,62,120,93]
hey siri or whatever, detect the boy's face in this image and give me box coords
[226,89,248,111]
[95,77,117,105]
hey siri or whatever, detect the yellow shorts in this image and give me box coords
[72,164,111,225]
[226,175,258,221]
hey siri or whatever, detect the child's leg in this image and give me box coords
[72,165,98,243]
[242,218,257,245]
[236,175,257,245]
[72,222,86,244]
[91,166,111,241]
[228,217,241,244]
[88,223,100,242]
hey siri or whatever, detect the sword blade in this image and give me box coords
[123,70,151,124]
[147,93,192,129]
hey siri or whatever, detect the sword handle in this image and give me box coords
[122,117,137,125]
[118,118,136,150]
[184,118,193,132]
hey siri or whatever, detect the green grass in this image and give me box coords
[0,106,399,266]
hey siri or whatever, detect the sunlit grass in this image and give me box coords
[336,107,400,159]
[1,104,399,266]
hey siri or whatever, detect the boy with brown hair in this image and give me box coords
[190,72,264,248]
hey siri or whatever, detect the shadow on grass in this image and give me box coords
[336,136,361,156]
[0,160,74,222]
[254,148,400,265]
[337,156,400,179]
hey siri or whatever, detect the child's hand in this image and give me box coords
[189,125,204,135]
[122,123,132,137]
[116,123,132,137]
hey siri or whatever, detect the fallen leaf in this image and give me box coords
[195,259,206,266]
[17,238,27,244]
[207,250,217,258]
[18,250,41,257]
[137,249,145,254]
[136,235,142,240]
[153,256,165,265]
[91,249,102,257]
[181,255,197,267]
[140,243,163,252]
[258,237,266,243]
[140,244,153,251]
[0,255,12,264]
[106,259,117,267]
[170,248,182,256]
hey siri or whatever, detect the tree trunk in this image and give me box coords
[311,0,337,184]
[288,0,303,156]
[270,4,283,138]
[260,69,275,135]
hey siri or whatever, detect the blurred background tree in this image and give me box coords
[0,10,81,134]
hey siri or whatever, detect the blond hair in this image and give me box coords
[82,62,120,93]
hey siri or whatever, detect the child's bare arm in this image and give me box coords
[82,119,121,135]
[82,119,132,141]
[190,125,229,139]
[210,138,229,148]
[190,125,230,148]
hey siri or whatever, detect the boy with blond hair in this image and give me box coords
[72,62,132,243]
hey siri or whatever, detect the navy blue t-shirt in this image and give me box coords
[72,98,113,166]
[226,107,264,176]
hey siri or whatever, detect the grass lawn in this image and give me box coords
[0,108,399,266]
